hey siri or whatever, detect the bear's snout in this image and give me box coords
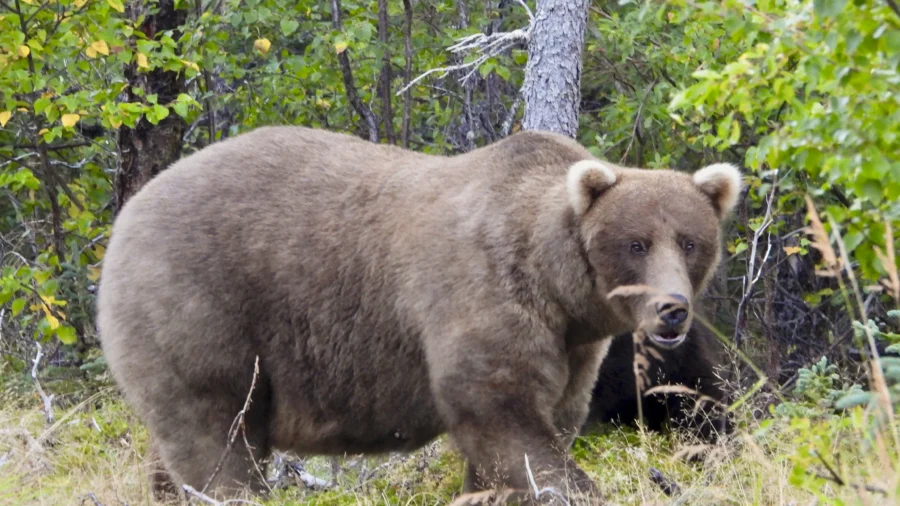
[646,293,691,349]
[656,293,688,327]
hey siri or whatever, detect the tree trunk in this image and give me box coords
[114,0,187,212]
[377,0,396,144]
[521,0,589,138]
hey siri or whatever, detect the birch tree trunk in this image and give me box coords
[521,0,589,138]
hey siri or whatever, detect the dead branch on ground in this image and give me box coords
[183,484,264,506]
[649,466,682,496]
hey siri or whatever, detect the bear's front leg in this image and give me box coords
[431,349,602,504]
[552,339,613,448]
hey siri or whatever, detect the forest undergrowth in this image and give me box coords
[2,361,899,506]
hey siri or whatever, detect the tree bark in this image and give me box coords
[331,0,380,143]
[521,0,589,138]
[401,0,413,148]
[115,0,187,211]
[377,0,396,144]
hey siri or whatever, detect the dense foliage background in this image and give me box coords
[1,0,899,504]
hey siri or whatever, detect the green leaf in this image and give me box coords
[281,19,300,36]
[813,0,848,18]
[11,298,26,316]
[834,391,872,410]
[56,324,77,345]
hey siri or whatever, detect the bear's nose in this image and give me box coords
[656,293,689,327]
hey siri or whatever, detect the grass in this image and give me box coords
[1,375,899,506]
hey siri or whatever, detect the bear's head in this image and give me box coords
[567,160,741,349]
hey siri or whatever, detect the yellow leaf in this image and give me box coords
[254,38,271,54]
[17,107,27,112]
[61,113,81,128]
[41,295,67,307]
[18,45,30,57]
[136,52,148,69]
[334,41,348,54]
[0,110,11,127]
[87,266,102,282]
[38,128,49,135]
[86,46,97,58]
[74,0,87,6]
[180,59,199,72]
[107,0,125,13]
[90,40,110,56]
[783,246,802,256]
[46,313,60,330]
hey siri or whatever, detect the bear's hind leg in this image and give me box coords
[153,399,271,499]
[141,373,273,500]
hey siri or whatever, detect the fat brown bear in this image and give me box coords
[96,126,741,503]
[585,319,732,441]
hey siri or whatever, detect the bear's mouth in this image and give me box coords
[647,331,687,348]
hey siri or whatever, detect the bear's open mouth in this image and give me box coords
[647,331,687,348]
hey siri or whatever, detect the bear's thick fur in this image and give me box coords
[585,318,732,441]
[97,126,741,502]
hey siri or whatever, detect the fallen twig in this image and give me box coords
[523,454,570,505]
[648,466,681,497]
[81,492,105,506]
[284,460,332,490]
[183,484,264,506]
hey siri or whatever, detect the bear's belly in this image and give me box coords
[328,424,444,454]
[270,398,445,456]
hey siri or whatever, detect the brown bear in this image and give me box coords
[96,126,741,503]
[585,318,732,442]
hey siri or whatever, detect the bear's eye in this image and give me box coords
[629,241,648,254]
[683,240,695,253]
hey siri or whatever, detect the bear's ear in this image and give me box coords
[567,160,617,216]
[692,163,743,219]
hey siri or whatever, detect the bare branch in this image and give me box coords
[201,356,265,495]
[886,0,900,20]
[396,0,533,96]
[734,174,778,345]
[31,343,55,424]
